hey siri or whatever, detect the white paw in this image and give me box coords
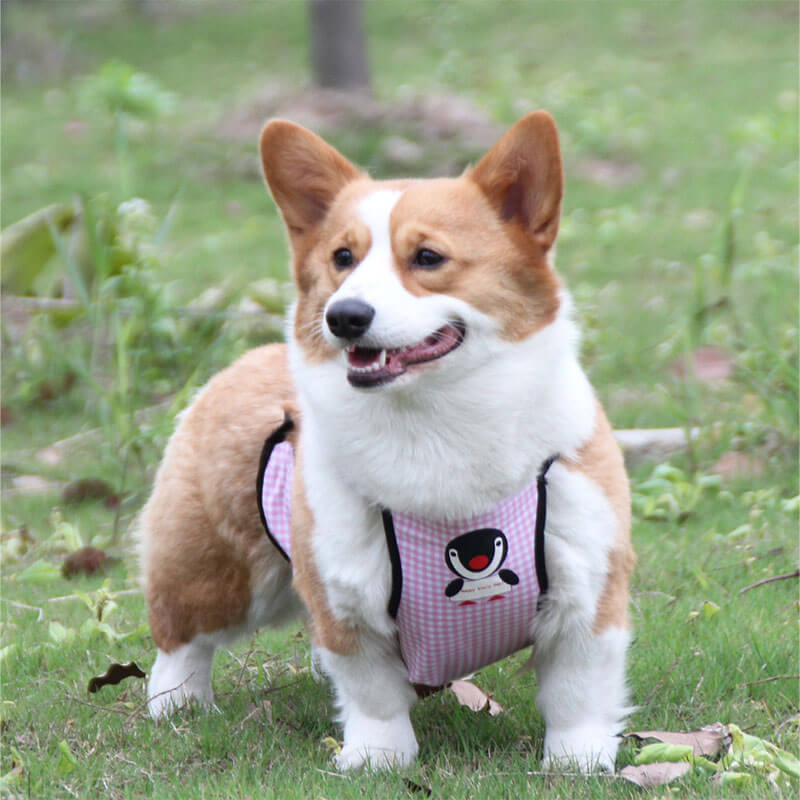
[336,708,418,771]
[147,681,214,719]
[542,724,618,773]
[147,644,215,719]
[335,741,418,771]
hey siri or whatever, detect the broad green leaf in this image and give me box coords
[773,749,800,779]
[634,742,694,765]
[79,619,120,642]
[15,559,61,584]
[48,622,76,646]
[717,770,753,787]
[703,600,721,619]
[49,509,85,551]
[0,204,75,295]
[56,740,78,775]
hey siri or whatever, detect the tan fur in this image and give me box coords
[390,178,562,340]
[140,345,299,651]
[564,399,635,633]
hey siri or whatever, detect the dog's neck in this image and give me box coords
[289,298,596,520]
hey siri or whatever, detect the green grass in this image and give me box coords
[1,1,798,798]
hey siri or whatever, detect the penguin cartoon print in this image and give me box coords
[444,528,519,605]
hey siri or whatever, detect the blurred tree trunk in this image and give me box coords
[308,0,370,92]
[126,0,152,15]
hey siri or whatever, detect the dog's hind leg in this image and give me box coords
[148,637,217,718]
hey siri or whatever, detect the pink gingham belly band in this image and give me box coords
[257,420,552,688]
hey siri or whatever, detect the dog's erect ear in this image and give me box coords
[260,120,363,237]
[470,111,563,251]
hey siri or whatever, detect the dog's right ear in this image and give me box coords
[260,120,363,239]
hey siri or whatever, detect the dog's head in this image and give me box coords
[260,113,564,392]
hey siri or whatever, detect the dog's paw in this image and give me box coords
[335,741,418,771]
[542,724,618,773]
[147,644,215,720]
[147,683,215,719]
[336,708,419,771]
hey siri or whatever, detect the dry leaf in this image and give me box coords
[670,346,733,384]
[712,451,766,479]
[620,762,691,787]
[62,547,113,578]
[62,478,118,505]
[448,679,504,715]
[87,661,146,693]
[625,723,728,757]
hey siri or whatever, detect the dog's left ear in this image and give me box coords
[470,111,563,252]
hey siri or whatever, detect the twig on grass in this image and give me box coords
[738,569,800,595]
[2,598,44,621]
[740,674,799,688]
[642,656,682,707]
[315,768,349,779]
[49,588,141,603]
[482,770,620,780]
[66,693,143,718]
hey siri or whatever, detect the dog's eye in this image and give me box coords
[412,248,445,269]
[333,248,354,269]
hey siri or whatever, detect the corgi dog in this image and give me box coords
[138,112,634,772]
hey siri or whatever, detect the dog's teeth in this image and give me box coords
[379,349,387,367]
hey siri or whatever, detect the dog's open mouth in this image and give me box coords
[346,322,466,388]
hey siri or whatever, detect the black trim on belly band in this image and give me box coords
[535,454,559,598]
[382,509,403,619]
[256,412,295,563]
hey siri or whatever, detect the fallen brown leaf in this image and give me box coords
[87,661,146,693]
[448,679,504,716]
[61,478,117,505]
[62,547,113,578]
[712,451,766,479]
[670,346,733,384]
[620,762,691,788]
[625,723,729,757]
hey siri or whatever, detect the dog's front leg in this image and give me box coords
[294,445,417,770]
[532,462,633,772]
[534,625,630,771]
[318,636,418,770]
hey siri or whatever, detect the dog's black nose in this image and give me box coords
[326,298,375,340]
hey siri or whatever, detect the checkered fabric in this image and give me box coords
[259,440,294,560]
[388,482,540,687]
[258,439,541,688]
